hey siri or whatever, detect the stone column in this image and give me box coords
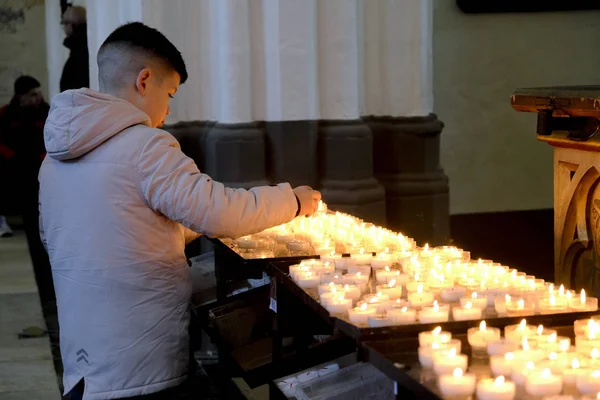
[362,0,449,245]
[317,0,385,224]
[262,0,319,187]
[204,0,267,188]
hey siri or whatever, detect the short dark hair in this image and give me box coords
[99,22,188,84]
[14,75,41,96]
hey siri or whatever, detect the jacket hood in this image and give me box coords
[44,88,150,160]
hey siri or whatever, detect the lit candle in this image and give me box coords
[418,301,450,324]
[569,289,599,312]
[408,284,434,308]
[324,295,352,315]
[367,314,393,328]
[388,306,417,325]
[575,318,600,337]
[511,361,537,386]
[418,340,462,368]
[375,279,402,300]
[460,291,487,310]
[539,294,568,314]
[563,358,591,388]
[533,325,558,343]
[318,282,343,296]
[350,248,373,265]
[347,302,376,326]
[295,271,320,289]
[505,298,535,317]
[476,376,516,400]
[576,370,600,395]
[418,326,452,347]
[438,368,476,397]
[452,301,483,321]
[235,236,258,250]
[525,368,563,396]
[468,321,501,350]
[494,294,512,315]
[439,286,466,303]
[504,319,536,342]
[406,280,430,294]
[487,338,520,357]
[433,348,469,376]
[536,334,572,354]
[490,352,516,377]
[512,337,546,363]
[346,264,371,276]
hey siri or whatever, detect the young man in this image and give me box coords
[40,22,320,399]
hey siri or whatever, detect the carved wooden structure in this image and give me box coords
[512,87,600,295]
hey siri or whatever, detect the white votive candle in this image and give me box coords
[511,361,537,386]
[539,295,568,315]
[460,291,488,310]
[367,314,393,328]
[375,266,397,284]
[347,265,371,276]
[505,298,535,317]
[452,301,482,321]
[504,320,536,342]
[440,286,466,303]
[490,352,516,377]
[433,348,469,376]
[576,370,600,395]
[418,340,462,368]
[408,284,434,308]
[318,282,343,295]
[342,284,361,304]
[525,368,563,396]
[418,326,452,347]
[347,303,376,326]
[324,297,352,315]
[388,306,417,325]
[438,368,476,398]
[487,338,520,356]
[575,318,600,337]
[494,294,513,315]
[563,358,590,387]
[296,272,320,289]
[350,249,373,265]
[476,376,516,400]
[376,280,403,300]
[569,290,599,312]
[468,321,501,350]
[418,301,450,324]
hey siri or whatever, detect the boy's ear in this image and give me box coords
[135,68,152,96]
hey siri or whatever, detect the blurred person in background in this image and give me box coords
[0,76,64,392]
[60,5,89,92]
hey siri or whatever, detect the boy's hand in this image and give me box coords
[293,186,321,217]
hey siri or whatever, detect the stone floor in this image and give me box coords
[0,231,62,399]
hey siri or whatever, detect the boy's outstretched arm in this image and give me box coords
[137,130,301,238]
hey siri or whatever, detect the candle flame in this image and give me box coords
[385,247,389,254]
[526,361,535,369]
[517,299,525,309]
[582,289,587,303]
[417,284,423,294]
[424,243,429,252]
[433,301,439,312]
[471,292,478,299]
[548,333,557,343]
[331,287,337,294]
[560,339,570,352]
[448,348,456,357]
[433,326,442,335]
[573,358,581,369]
[567,290,572,301]
[494,376,505,385]
[519,319,527,330]
[540,368,552,379]
[505,352,514,361]
[359,248,364,255]
[376,291,383,297]
[344,284,350,290]
[505,294,511,302]
[328,282,334,287]
[388,279,397,288]
[592,348,600,359]
[593,370,600,379]
[385,266,390,272]
[452,368,463,378]
[356,272,362,278]
[549,352,557,361]
[559,284,565,296]
[464,301,473,310]
[401,306,408,312]
[550,295,556,306]
[537,325,544,335]
[480,320,487,331]
[522,337,530,351]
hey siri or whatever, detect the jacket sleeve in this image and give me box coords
[137,130,298,238]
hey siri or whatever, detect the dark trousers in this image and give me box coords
[22,206,64,390]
